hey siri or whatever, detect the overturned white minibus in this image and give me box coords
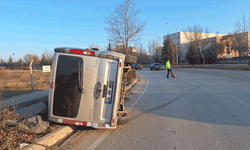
[48,47,136,129]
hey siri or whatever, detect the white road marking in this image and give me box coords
[86,76,149,150]
[87,130,111,150]
[228,94,250,109]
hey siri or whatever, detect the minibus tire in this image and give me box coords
[117,113,130,124]
[125,55,137,64]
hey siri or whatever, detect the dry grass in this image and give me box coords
[0,70,51,90]
[0,70,51,99]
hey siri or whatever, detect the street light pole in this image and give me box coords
[166,22,186,66]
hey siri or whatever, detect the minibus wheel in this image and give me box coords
[125,55,137,64]
[117,113,130,124]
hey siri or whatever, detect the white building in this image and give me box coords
[163,32,226,62]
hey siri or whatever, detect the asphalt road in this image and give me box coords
[59,68,250,150]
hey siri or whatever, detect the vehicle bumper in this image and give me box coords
[49,117,117,129]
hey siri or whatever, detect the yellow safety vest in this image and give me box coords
[166,61,171,69]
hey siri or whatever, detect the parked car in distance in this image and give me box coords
[150,63,164,70]
[132,63,143,70]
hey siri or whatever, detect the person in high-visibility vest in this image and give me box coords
[166,60,174,78]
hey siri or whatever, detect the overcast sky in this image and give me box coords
[1,0,250,61]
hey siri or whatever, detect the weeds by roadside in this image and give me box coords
[0,90,60,150]
[127,69,136,84]
[0,88,36,150]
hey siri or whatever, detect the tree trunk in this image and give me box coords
[125,40,129,54]
[172,54,175,66]
[202,55,205,65]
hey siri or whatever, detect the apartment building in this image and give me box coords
[216,32,250,58]
[163,32,226,62]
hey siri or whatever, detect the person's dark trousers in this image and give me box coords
[167,69,173,78]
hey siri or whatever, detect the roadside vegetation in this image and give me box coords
[0,70,60,150]
[0,70,50,99]
[0,100,60,150]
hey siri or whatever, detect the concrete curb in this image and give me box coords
[126,76,138,91]
[21,76,138,150]
[22,126,77,150]
[8,96,48,111]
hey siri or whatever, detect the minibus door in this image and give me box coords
[52,55,84,118]
[96,59,118,123]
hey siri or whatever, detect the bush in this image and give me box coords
[127,69,136,84]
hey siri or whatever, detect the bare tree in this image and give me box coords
[155,37,162,62]
[233,32,248,61]
[184,25,210,65]
[0,58,5,63]
[43,49,53,60]
[147,37,162,62]
[137,43,143,63]
[23,53,40,67]
[234,13,250,33]
[105,0,147,54]
[137,43,149,63]
[147,41,154,58]
[41,49,53,65]
[233,14,249,62]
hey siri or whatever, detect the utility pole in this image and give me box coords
[108,39,111,51]
[166,22,186,66]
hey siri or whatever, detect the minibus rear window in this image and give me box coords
[53,55,83,118]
